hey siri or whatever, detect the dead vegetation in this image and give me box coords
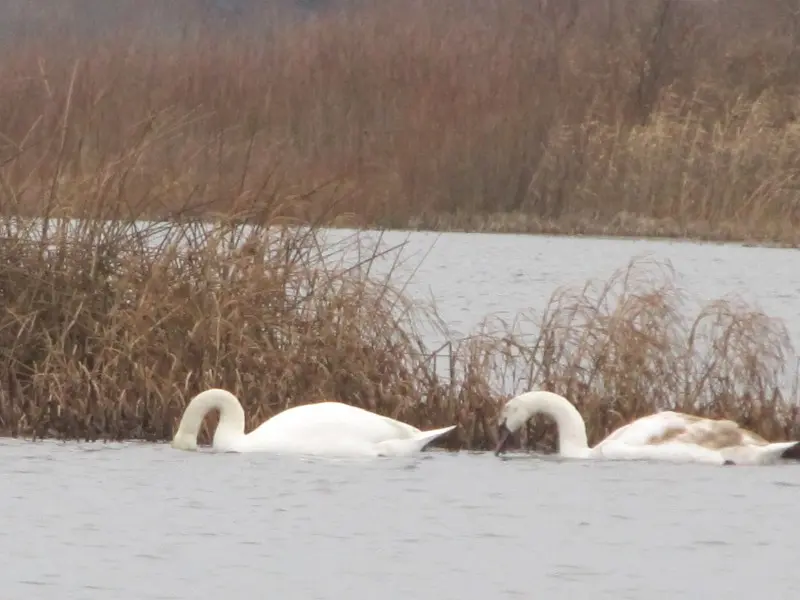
[0,0,798,451]
[2,0,800,243]
[0,212,459,444]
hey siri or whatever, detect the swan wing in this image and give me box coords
[597,411,769,450]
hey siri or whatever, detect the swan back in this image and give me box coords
[240,401,454,456]
[248,401,421,443]
[590,410,798,464]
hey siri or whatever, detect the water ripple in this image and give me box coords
[4,441,798,599]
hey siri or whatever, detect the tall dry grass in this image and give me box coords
[0,0,798,452]
[0,211,461,444]
[1,0,800,242]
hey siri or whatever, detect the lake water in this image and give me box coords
[319,229,800,347]
[4,230,800,599]
[3,438,800,599]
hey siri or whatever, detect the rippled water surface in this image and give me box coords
[5,231,800,599]
[4,440,800,599]
[321,229,800,346]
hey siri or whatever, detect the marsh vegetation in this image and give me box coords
[1,0,798,449]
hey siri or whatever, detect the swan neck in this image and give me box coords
[173,389,246,450]
[522,392,589,456]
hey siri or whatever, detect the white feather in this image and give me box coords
[496,390,799,466]
[171,388,455,457]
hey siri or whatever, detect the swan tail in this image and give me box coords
[375,425,456,456]
[727,441,800,465]
[720,441,800,465]
[412,425,457,451]
[758,441,800,463]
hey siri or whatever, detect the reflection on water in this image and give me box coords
[2,439,800,599]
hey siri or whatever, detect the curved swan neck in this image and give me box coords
[172,389,246,450]
[517,391,590,456]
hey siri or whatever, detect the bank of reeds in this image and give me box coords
[2,0,800,243]
[1,204,798,449]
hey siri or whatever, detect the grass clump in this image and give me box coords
[0,213,459,444]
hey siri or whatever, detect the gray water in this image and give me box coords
[4,230,800,599]
[4,439,800,600]
[318,229,800,346]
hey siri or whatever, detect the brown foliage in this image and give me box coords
[0,214,460,444]
[1,0,800,242]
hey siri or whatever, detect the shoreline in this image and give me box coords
[336,219,800,250]
[4,213,798,251]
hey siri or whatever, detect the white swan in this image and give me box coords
[170,388,456,457]
[493,390,800,465]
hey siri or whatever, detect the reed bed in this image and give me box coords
[1,205,798,450]
[1,0,800,243]
[0,0,798,452]
[0,213,454,444]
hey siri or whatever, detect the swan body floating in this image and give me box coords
[171,388,456,457]
[494,390,800,466]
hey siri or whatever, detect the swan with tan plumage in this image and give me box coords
[493,390,800,465]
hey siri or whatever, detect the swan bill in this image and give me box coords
[494,423,513,456]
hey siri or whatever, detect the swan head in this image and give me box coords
[171,431,198,451]
[494,396,530,456]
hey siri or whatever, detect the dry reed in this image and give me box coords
[1,0,800,243]
[0,0,798,452]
